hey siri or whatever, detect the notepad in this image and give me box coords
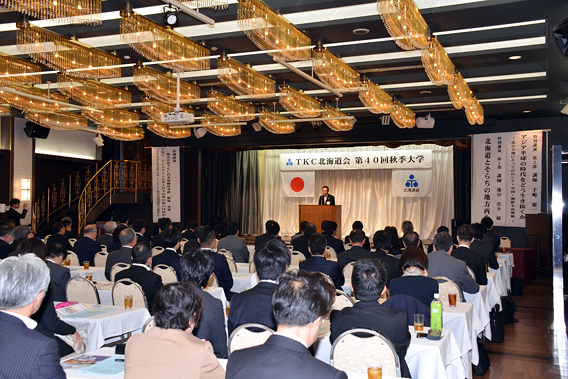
[78,355,125,377]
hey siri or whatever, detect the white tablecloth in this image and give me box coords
[497,253,514,281]
[94,283,114,306]
[205,286,228,310]
[489,262,508,296]
[236,262,250,274]
[69,266,106,282]
[231,272,258,293]
[463,286,491,341]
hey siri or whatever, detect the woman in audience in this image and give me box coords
[388,247,439,306]
[125,282,225,379]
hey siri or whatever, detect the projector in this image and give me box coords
[416,114,435,129]
[161,111,195,125]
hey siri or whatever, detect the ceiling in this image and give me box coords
[0,0,567,135]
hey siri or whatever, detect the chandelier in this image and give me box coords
[465,96,484,125]
[24,111,87,130]
[207,90,255,121]
[313,47,361,92]
[321,104,355,132]
[16,19,121,79]
[391,100,415,128]
[0,86,69,113]
[377,0,429,51]
[0,54,41,86]
[97,126,145,141]
[217,55,275,97]
[57,74,131,109]
[82,109,139,128]
[237,0,312,61]
[0,105,10,115]
[120,6,210,72]
[448,73,472,110]
[0,0,102,25]
[201,112,242,137]
[358,79,393,114]
[422,37,455,86]
[182,0,228,10]
[259,110,295,134]
[147,121,192,139]
[279,84,321,118]
[133,65,200,105]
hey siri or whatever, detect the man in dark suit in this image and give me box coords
[452,224,487,286]
[344,221,371,250]
[318,185,336,205]
[196,225,234,300]
[7,198,28,226]
[0,254,66,378]
[0,223,16,259]
[330,258,411,378]
[61,217,77,240]
[152,227,182,275]
[45,244,70,302]
[300,233,344,289]
[427,225,450,253]
[481,216,501,253]
[180,250,228,358]
[323,220,345,254]
[226,270,346,379]
[217,221,249,263]
[292,222,316,259]
[73,223,101,265]
[428,232,479,294]
[132,219,149,244]
[105,227,137,281]
[337,229,372,271]
[371,230,403,287]
[472,223,499,269]
[96,221,116,247]
[399,220,424,251]
[115,242,163,314]
[254,220,281,251]
[151,217,172,248]
[229,239,291,335]
[46,222,73,252]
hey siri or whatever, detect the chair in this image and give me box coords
[249,260,256,273]
[344,243,352,250]
[66,276,100,304]
[68,238,77,247]
[467,266,476,281]
[330,328,400,377]
[112,279,148,310]
[142,316,156,333]
[100,244,108,253]
[500,237,511,249]
[331,290,355,312]
[151,246,165,257]
[247,246,255,263]
[94,252,108,268]
[383,294,431,327]
[326,246,338,259]
[67,251,80,266]
[110,263,131,282]
[180,238,189,250]
[152,264,178,284]
[42,234,51,244]
[228,323,274,354]
[342,262,355,283]
[218,248,235,261]
[433,276,463,304]
[207,273,219,288]
[226,256,238,273]
[290,251,304,266]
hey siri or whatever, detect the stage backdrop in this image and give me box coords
[259,144,453,240]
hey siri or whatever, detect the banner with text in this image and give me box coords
[391,169,433,197]
[152,147,181,223]
[471,131,542,227]
[280,150,432,171]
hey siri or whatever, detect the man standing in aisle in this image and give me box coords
[7,198,27,226]
[318,186,335,205]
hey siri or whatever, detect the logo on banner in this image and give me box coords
[286,159,293,166]
[405,174,419,188]
[391,169,432,197]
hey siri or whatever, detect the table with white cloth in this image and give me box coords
[205,286,228,310]
[94,282,114,306]
[489,261,509,296]
[57,304,151,352]
[230,272,258,293]
[463,286,492,341]
[69,266,106,282]
[236,262,250,273]
[497,253,514,281]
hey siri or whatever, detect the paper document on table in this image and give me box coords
[61,354,108,370]
[56,303,93,315]
[79,355,125,376]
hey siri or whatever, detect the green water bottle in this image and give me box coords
[430,293,443,332]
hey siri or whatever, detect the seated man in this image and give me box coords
[151,217,172,248]
[61,218,76,240]
[254,220,281,251]
[151,228,182,275]
[0,223,16,260]
[46,222,73,252]
[195,226,233,300]
[217,221,249,263]
[115,242,163,314]
[96,221,116,247]
[73,223,101,265]
[228,239,291,335]
[292,222,316,259]
[452,224,487,285]
[132,219,149,244]
[427,226,450,253]
[480,216,500,253]
[471,223,499,270]
[344,221,371,250]
[0,254,65,378]
[290,221,308,243]
[330,258,411,378]
[399,220,424,250]
[179,250,228,359]
[337,229,372,272]
[323,220,345,255]
[371,230,403,287]
[300,233,344,289]
[105,228,137,281]
[226,270,347,379]
[45,244,70,302]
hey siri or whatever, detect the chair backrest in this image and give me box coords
[500,237,511,248]
[331,290,355,312]
[207,273,219,288]
[290,251,304,266]
[142,316,156,333]
[467,266,476,281]
[67,251,80,266]
[179,238,188,250]
[151,246,165,257]
[249,260,256,273]
[330,328,400,377]
[326,246,338,259]
[152,264,178,284]
[94,252,108,268]
[68,238,77,247]
[43,234,51,244]
[112,278,148,309]
[66,276,100,304]
[110,263,131,282]
[433,276,463,304]
[342,262,355,283]
[218,248,234,260]
[247,246,255,263]
[344,243,352,250]
[225,256,238,273]
[228,323,274,354]
[100,244,108,253]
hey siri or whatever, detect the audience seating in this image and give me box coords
[228,323,275,354]
[331,290,355,312]
[110,263,131,282]
[467,266,476,281]
[207,273,220,288]
[94,252,108,268]
[249,260,256,273]
[66,276,100,304]
[290,251,304,266]
[112,278,148,310]
[68,238,77,247]
[151,246,165,257]
[433,276,463,304]
[100,244,108,253]
[152,264,177,284]
[142,316,156,333]
[326,246,338,259]
[67,251,80,266]
[342,262,355,283]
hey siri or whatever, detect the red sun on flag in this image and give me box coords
[290,177,305,192]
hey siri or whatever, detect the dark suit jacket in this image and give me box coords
[0,238,16,259]
[318,194,336,205]
[73,236,101,265]
[228,281,276,335]
[46,233,73,252]
[344,235,371,250]
[389,275,439,306]
[254,233,279,251]
[226,334,347,379]
[104,246,133,280]
[299,256,344,289]
[115,264,163,314]
[337,245,372,271]
[452,246,487,285]
[370,250,403,287]
[427,250,479,294]
[217,234,249,263]
[326,235,345,254]
[96,234,114,248]
[484,229,501,252]
[46,260,70,302]
[330,300,411,378]
[194,288,228,358]
[151,248,181,277]
[0,311,65,379]
[291,234,312,259]
[151,234,165,248]
[201,248,234,300]
[7,207,27,226]
[471,239,499,269]
[135,233,149,244]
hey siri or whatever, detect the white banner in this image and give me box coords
[152,147,181,223]
[472,131,542,227]
[281,171,315,197]
[391,169,433,197]
[280,150,432,171]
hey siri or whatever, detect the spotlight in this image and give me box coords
[163,5,179,27]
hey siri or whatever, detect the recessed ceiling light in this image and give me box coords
[353,28,369,35]
[523,110,531,113]
[509,55,522,60]
[210,46,218,51]
[420,90,432,95]
[123,55,130,59]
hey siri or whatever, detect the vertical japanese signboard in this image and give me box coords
[152,147,181,223]
[472,131,542,227]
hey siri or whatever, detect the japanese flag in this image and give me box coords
[281,171,315,197]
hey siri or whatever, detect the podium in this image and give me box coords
[299,205,342,237]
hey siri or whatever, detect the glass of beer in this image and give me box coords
[85,272,93,281]
[414,314,424,331]
[226,305,230,317]
[64,259,70,266]
[83,261,90,270]
[449,293,457,307]
[367,364,382,379]
[124,295,133,309]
